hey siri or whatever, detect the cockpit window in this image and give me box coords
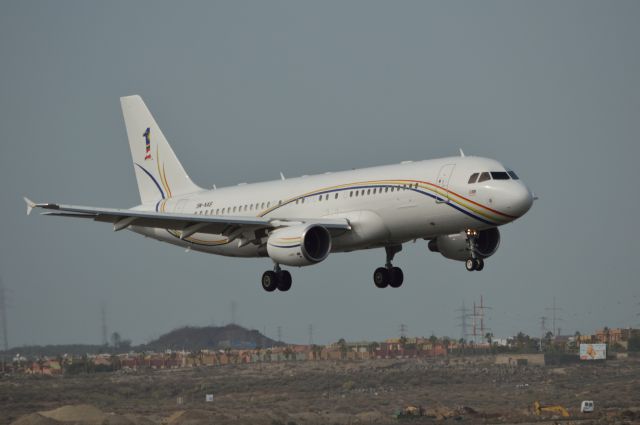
[491,171,510,180]
[468,173,479,184]
[477,172,491,182]
[507,170,519,180]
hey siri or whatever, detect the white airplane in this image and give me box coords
[25,95,534,292]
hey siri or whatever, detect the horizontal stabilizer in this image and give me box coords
[23,197,35,215]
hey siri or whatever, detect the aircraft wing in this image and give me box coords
[24,198,351,243]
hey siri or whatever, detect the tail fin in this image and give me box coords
[120,95,202,205]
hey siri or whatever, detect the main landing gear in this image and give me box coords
[261,264,292,292]
[465,229,485,272]
[373,245,404,288]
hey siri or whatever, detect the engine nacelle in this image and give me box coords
[428,228,500,261]
[267,224,332,267]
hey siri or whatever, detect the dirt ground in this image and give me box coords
[2,356,640,425]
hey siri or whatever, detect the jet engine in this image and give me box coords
[428,228,500,261]
[267,224,332,267]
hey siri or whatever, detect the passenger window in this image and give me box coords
[267,202,271,208]
[361,190,365,196]
[367,189,371,195]
[508,170,519,180]
[319,195,322,201]
[478,172,491,183]
[491,171,510,180]
[334,193,338,199]
[385,187,389,193]
[350,191,353,197]
[355,191,358,197]
[468,173,479,184]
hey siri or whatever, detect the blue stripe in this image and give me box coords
[135,163,165,200]
[269,183,498,226]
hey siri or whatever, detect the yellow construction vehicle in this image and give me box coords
[534,401,570,417]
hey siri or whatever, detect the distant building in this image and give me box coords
[595,327,640,348]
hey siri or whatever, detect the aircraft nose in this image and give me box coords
[506,184,534,217]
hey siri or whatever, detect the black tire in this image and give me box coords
[389,267,404,288]
[277,270,292,291]
[474,258,484,271]
[373,267,389,288]
[465,258,475,272]
[261,271,278,292]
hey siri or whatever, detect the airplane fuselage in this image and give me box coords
[132,155,532,258]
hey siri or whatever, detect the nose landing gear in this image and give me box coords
[373,245,404,288]
[465,229,485,272]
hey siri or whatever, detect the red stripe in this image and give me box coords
[407,179,517,219]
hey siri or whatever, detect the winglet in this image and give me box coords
[459,149,465,157]
[24,197,36,216]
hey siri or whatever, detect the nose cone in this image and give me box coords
[505,183,534,218]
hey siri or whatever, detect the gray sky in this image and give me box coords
[1,1,639,347]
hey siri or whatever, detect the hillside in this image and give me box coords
[141,324,281,351]
[1,325,281,358]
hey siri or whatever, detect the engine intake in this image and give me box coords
[428,228,500,261]
[267,224,332,267]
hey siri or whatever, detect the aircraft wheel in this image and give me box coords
[465,258,475,272]
[261,271,278,292]
[389,267,404,288]
[373,267,389,288]
[277,270,292,292]
[474,258,484,271]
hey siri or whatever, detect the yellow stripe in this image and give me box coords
[155,148,172,198]
[257,179,510,224]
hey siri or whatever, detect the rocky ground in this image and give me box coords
[2,356,640,424]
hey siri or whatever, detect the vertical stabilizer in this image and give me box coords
[120,95,202,205]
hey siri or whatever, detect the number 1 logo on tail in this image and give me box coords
[143,127,152,160]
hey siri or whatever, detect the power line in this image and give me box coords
[456,300,470,341]
[471,295,492,343]
[539,316,548,352]
[101,302,108,346]
[545,296,563,336]
[399,324,408,338]
[0,277,8,351]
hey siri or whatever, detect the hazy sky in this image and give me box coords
[1,1,639,348]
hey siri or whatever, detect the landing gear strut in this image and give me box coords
[373,245,404,288]
[261,264,292,292]
[465,229,485,272]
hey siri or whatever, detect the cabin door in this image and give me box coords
[435,164,455,203]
